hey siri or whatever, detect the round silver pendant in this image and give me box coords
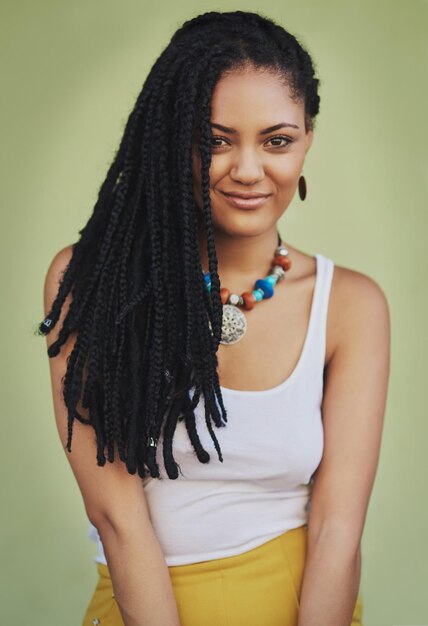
[220,304,247,345]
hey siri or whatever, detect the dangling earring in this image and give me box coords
[298,174,307,201]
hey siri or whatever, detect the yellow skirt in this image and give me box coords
[82,525,363,625]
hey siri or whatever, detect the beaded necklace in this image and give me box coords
[203,231,292,345]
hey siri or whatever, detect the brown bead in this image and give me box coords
[242,291,256,310]
[273,255,292,271]
[220,287,230,305]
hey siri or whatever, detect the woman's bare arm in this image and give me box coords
[298,267,390,626]
[43,246,181,626]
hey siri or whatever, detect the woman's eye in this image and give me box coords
[266,135,293,148]
[210,135,228,148]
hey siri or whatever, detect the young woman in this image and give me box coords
[40,10,390,626]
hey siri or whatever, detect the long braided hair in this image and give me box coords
[38,10,321,479]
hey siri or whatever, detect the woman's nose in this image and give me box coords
[229,149,264,184]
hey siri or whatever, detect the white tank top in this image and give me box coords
[87,252,334,566]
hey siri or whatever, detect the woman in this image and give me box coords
[40,10,390,626]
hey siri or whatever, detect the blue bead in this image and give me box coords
[265,274,277,285]
[203,274,211,285]
[255,278,274,298]
[253,289,264,302]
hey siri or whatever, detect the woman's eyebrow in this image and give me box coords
[210,122,300,134]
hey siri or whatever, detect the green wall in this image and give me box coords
[1,1,426,624]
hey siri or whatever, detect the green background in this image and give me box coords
[1,1,427,624]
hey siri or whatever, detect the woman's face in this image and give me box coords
[192,66,314,237]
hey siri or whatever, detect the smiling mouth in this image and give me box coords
[219,190,271,209]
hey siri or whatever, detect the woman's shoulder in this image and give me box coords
[288,245,390,362]
[43,244,76,347]
[43,243,75,305]
[289,244,388,307]
[45,243,74,279]
[327,258,390,364]
[330,259,389,315]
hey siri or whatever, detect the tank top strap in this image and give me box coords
[308,253,335,376]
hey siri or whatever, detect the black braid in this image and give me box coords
[37,10,321,479]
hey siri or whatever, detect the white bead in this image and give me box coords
[276,246,289,256]
[273,266,285,279]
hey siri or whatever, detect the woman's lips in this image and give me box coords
[219,191,271,209]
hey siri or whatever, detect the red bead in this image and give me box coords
[242,291,256,310]
[273,255,292,271]
[220,287,230,305]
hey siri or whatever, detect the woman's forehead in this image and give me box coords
[210,69,304,130]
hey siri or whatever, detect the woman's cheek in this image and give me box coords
[209,159,228,183]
